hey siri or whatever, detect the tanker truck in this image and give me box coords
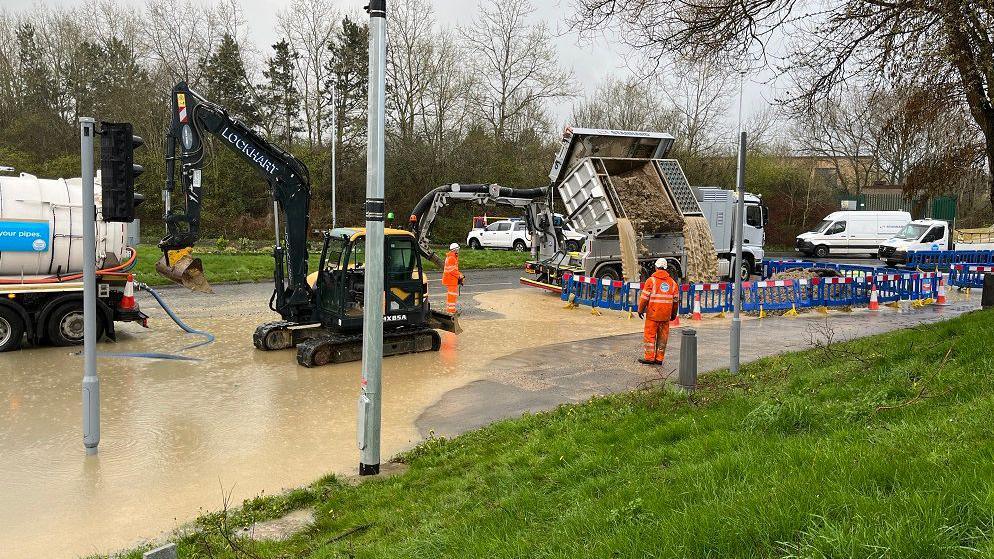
[0,172,147,352]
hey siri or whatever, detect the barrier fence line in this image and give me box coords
[949,264,994,288]
[560,268,941,317]
[905,250,994,270]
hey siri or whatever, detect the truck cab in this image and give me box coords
[878,219,951,266]
[696,187,767,279]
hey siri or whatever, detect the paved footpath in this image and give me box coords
[418,292,984,437]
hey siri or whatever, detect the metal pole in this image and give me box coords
[358,0,386,476]
[331,84,337,229]
[80,117,99,454]
[678,328,698,392]
[730,131,747,374]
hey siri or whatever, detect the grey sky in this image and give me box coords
[5,0,781,141]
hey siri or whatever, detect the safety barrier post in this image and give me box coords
[678,329,697,392]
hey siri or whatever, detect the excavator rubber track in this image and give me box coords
[253,320,324,351]
[296,327,441,368]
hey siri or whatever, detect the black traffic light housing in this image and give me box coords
[100,122,144,222]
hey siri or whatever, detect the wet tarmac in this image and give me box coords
[0,269,982,558]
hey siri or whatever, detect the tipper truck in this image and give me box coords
[523,128,767,288]
[0,172,147,352]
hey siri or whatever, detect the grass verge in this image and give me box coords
[130,245,529,286]
[119,310,994,558]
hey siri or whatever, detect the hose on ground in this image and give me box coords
[137,282,215,350]
[93,282,215,361]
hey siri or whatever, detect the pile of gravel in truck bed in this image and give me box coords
[611,165,684,236]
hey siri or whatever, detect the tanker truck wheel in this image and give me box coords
[47,302,104,347]
[0,307,25,352]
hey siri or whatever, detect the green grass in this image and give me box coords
[117,310,994,558]
[130,245,529,286]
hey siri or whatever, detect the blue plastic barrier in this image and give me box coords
[906,250,994,269]
[949,265,994,288]
[560,269,940,316]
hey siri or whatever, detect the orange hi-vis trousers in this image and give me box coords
[643,319,671,362]
[446,286,458,313]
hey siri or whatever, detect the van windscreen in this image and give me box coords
[810,220,832,234]
[896,223,929,240]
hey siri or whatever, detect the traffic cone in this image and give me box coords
[936,277,948,306]
[868,283,880,311]
[671,314,681,327]
[692,294,702,321]
[120,274,136,311]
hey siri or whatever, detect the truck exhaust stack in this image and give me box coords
[155,248,213,293]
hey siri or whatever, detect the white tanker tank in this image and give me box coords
[0,172,130,278]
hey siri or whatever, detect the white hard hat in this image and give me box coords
[449,242,460,251]
[655,258,667,269]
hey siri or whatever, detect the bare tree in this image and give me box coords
[570,1,994,209]
[665,58,733,157]
[571,76,681,132]
[277,0,338,147]
[460,0,575,140]
[792,84,884,195]
[143,0,223,85]
[386,0,436,141]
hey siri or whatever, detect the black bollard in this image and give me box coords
[983,274,994,309]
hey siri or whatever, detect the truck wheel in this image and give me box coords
[565,240,581,252]
[513,240,527,252]
[0,306,25,352]
[595,266,620,281]
[739,258,753,281]
[469,238,481,250]
[814,245,829,258]
[47,302,104,347]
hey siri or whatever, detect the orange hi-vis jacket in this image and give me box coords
[638,269,679,322]
[442,250,463,287]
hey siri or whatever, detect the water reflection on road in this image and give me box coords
[0,287,641,558]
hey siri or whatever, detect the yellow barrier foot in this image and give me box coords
[784,304,799,318]
[758,306,766,319]
[816,306,829,315]
[590,307,602,316]
[885,301,901,310]
[716,311,726,319]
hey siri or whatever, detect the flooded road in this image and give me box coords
[0,271,643,558]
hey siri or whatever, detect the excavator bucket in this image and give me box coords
[155,248,214,294]
[428,308,463,335]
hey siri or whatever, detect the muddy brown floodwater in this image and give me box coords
[0,286,641,558]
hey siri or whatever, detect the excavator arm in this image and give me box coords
[408,183,561,266]
[159,81,313,322]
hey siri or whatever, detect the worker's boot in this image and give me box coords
[637,357,658,365]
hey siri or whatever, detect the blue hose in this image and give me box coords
[93,282,215,361]
[137,283,215,350]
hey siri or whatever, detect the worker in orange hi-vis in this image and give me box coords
[441,242,465,314]
[637,258,679,365]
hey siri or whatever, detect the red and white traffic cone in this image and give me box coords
[936,276,948,306]
[120,274,136,311]
[671,313,681,327]
[868,283,880,311]
[692,293,702,321]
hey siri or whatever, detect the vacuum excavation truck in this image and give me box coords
[157,82,458,367]
[523,128,766,289]
[0,172,147,352]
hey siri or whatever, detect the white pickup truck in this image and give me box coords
[878,218,994,266]
[467,216,585,252]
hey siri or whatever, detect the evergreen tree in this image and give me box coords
[201,33,260,126]
[263,39,302,146]
[325,16,368,153]
[16,23,57,114]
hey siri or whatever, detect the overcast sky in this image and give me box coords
[6,0,782,141]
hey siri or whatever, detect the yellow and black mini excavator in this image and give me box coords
[157,82,458,367]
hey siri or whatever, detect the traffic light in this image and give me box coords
[100,122,144,222]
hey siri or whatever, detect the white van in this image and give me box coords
[795,211,912,257]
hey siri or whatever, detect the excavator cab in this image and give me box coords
[314,228,461,335]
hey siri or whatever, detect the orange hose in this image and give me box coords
[0,246,140,285]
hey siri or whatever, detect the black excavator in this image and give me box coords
[158,82,458,367]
